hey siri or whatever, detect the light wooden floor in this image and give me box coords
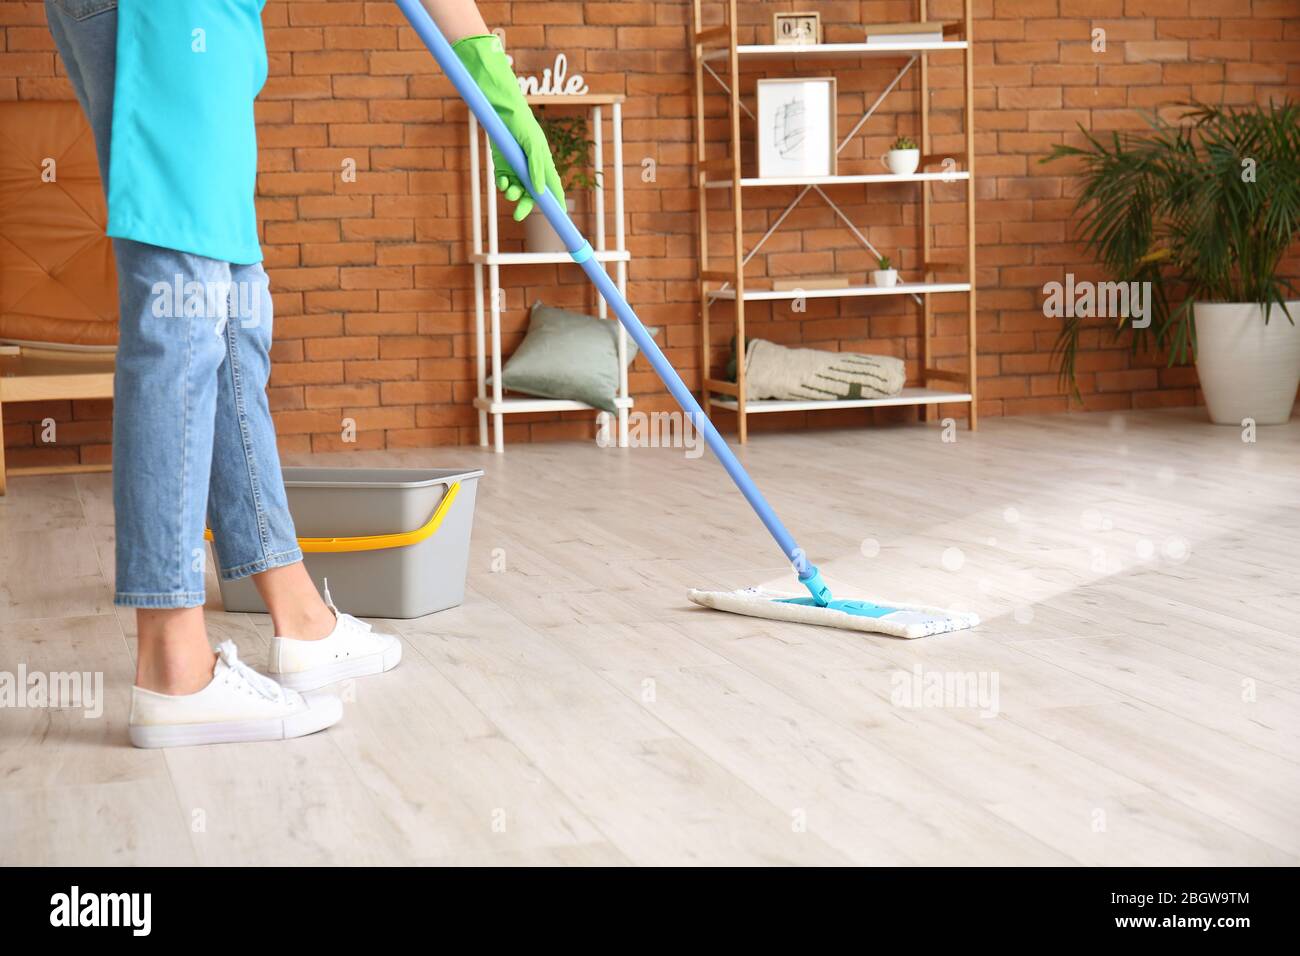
[2,407,1297,865]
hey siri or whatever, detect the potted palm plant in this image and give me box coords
[525,113,600,254]
[1044,100,1300,424]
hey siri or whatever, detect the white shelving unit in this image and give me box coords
[467,93,631,453]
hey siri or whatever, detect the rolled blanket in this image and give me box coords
[743,338,906,401]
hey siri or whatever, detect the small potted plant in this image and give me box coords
[525,113,600,253]
[1044,100,1300,424]
[872,254,899,288]
[881,135,920,176]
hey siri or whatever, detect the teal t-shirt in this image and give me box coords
[108,0,268,264]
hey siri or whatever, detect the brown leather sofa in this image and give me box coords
[0,101,118,494]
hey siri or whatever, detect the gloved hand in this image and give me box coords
[453,34,565,221]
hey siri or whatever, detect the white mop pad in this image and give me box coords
[688,587,980,639]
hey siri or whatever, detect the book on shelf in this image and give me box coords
[864,21,944,44]
[766,277,853,291]
[735,277,849,292]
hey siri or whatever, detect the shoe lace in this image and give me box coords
[322,578,373,635]
[337,612,373,634]
[215,640,285,702]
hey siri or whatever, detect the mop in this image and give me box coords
[395,0,978,639]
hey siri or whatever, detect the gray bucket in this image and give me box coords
[213,466,484,620]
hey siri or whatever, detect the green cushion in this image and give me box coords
[496,302,655,414]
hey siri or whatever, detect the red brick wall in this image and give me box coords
[3,0,1299,468]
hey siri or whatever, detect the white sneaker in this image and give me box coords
[128,640,342,749]
[266,581,403,692]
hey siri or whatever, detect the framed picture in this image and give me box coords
[756,77,838,178]
[772,11,822,45]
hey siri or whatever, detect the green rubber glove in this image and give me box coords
[453,34,565,222]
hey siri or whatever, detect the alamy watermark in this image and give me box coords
[151,275,265,331]
[0,666,104,718]
[1043,273,1150,329]
[596,410,705,459]
[50,886,150,936]
[891,665,1000,718]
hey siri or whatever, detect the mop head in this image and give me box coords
[688,587,979,639]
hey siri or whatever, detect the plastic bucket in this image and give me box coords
[212,466,484,619]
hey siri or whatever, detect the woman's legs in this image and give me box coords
[252,564,335,639]
[110,241,230,696]
[111,243,229,609]
[205,260,334,640]
[134,608,212,694]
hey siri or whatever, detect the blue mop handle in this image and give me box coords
[394,0,829,603]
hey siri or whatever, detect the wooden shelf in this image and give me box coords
[704,172,971,188]
[709,281,971,301]
[700,41,968,64]
[707,387,972,414]
[0,345,117,494]
[0,349,115,402]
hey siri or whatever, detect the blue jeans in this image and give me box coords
[47,0,302,608]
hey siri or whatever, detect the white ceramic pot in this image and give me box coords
[523,196,577,253]
[880,148,920,176]
[871,269,899,288]
[1193,301,1300,425]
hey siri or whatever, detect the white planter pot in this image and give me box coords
[1194,301,1300,425]
[880,148,920,176]
[523,197,577,254]
[871,269,899,288]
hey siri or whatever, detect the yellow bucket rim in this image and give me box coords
[204,481,461,554]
